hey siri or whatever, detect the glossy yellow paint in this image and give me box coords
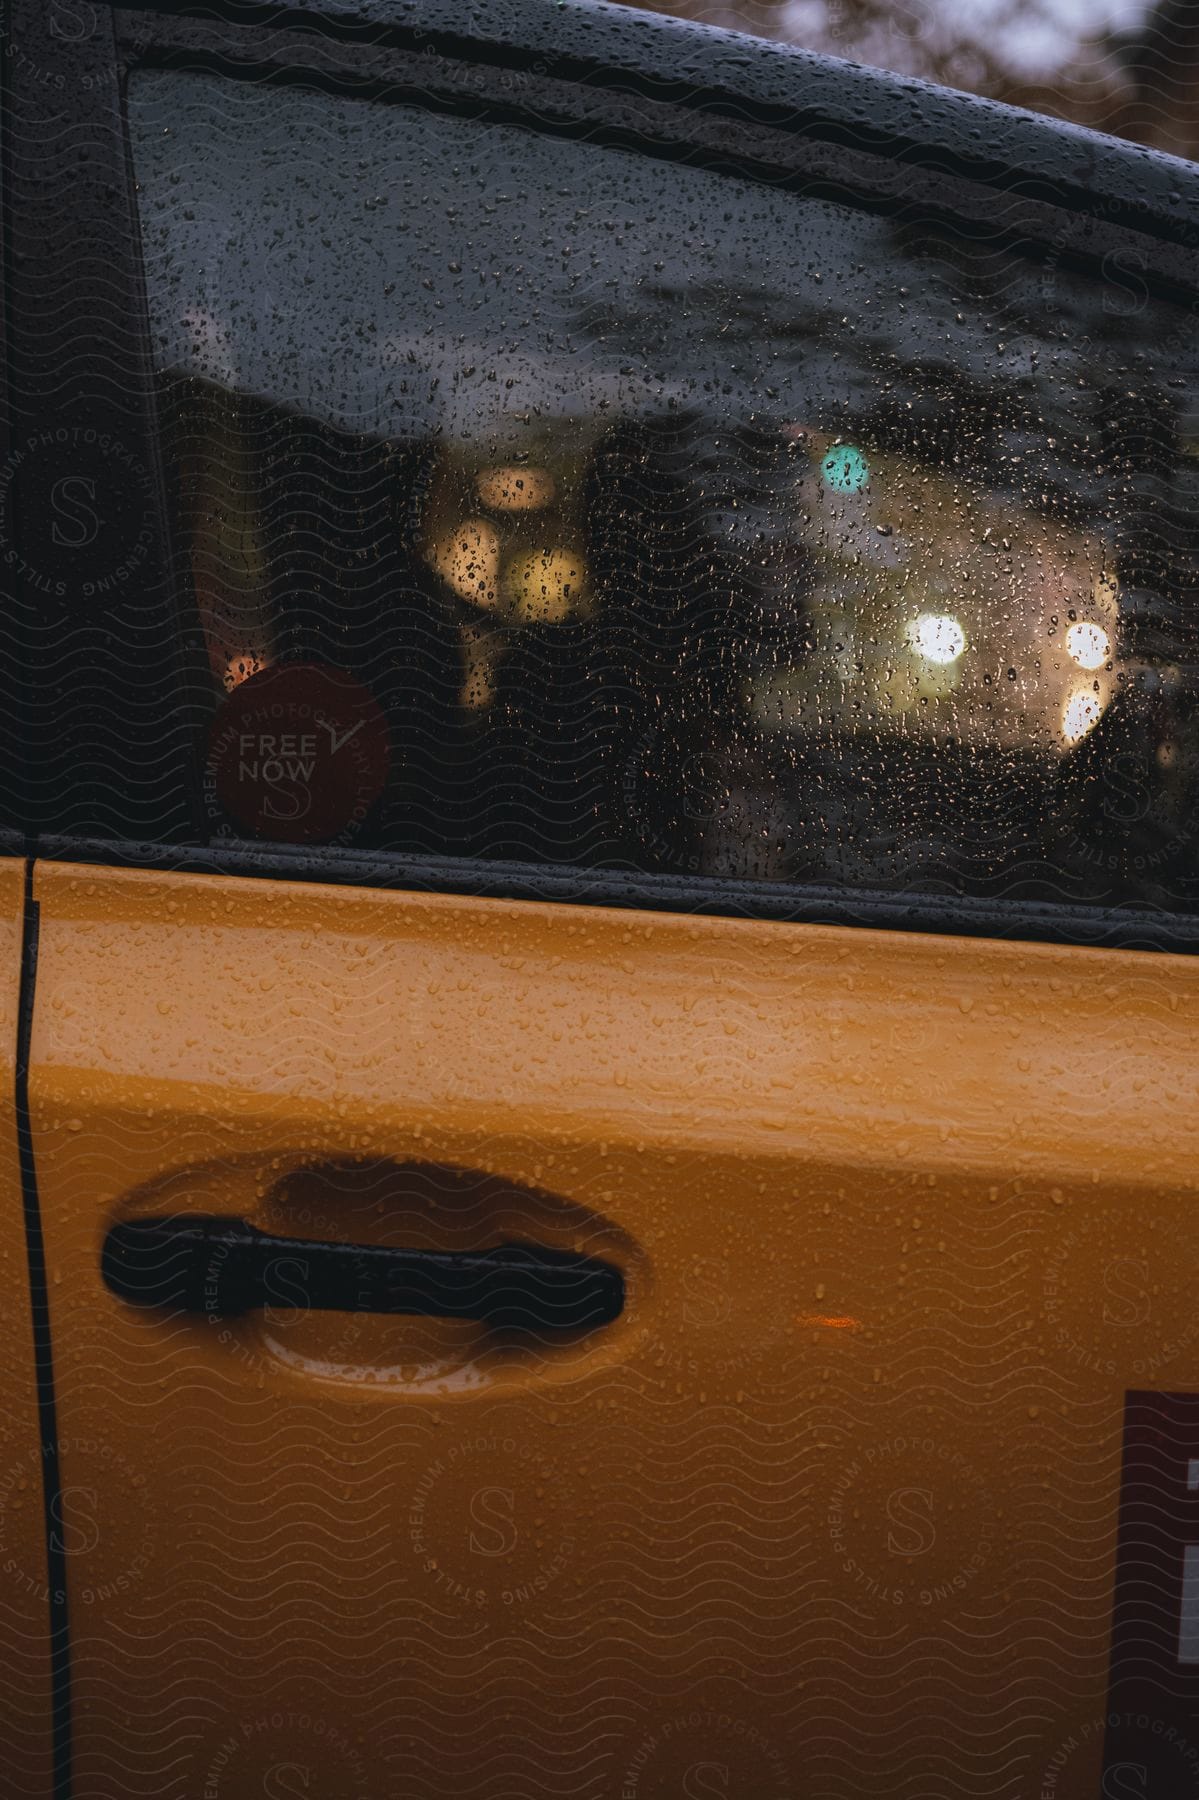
[28,859,1199,1799]
[0,860,55,1795]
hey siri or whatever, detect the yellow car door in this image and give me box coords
[23,862,1199,1799]
[8,4,1199,1798]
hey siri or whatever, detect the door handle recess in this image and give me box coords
[102,1217,625,1331]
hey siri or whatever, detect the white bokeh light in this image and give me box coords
[1065,621,1111,671]
[908,613,966,664]
[1062,687,1104,745]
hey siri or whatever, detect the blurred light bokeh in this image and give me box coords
[617,0,1199,158]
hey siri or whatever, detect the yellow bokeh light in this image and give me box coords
[459,623,499,710]
[427,518,502,609]
[504,547,588,623]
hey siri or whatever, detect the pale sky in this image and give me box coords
[784,0,1151,74]
[947,0,1147,69]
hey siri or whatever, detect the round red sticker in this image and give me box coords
[206,663,390,845]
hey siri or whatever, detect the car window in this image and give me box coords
[129,68,1199,912]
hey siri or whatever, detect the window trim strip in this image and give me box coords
[35,837,1199,956]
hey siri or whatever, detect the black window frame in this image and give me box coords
[5,0,1199,953]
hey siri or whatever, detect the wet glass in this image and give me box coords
[129,69,1199,911]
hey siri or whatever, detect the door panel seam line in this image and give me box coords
[15,859,72,1798]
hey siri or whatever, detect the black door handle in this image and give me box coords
[102,1217,624,1331]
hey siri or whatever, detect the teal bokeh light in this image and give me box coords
[820,445,870,494]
